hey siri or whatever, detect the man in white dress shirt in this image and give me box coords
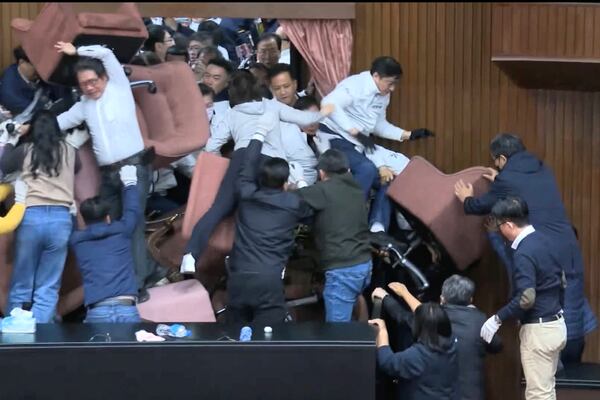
[53,41,158,302]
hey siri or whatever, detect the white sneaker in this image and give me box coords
[180,253,196,275]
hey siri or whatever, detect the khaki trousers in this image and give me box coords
[519,317,567,400]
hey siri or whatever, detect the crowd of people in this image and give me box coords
[0,15,597,400]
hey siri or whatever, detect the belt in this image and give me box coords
[100,147,155,172]
[88,296,137,309]
[522,312,563,325]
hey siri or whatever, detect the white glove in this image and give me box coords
[255,110,279,138]
[119,165,138,187]
[13,178,27,204]
[65,127,90,149]
[480,315,501,344]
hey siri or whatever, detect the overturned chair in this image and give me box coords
[387,156,491,272]
[11,2,148,87]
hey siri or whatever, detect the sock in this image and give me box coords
[370,222,385,233]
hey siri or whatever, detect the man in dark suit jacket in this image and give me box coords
[372,275,502,400]
[226,111,313,325]
[454,133,596,363]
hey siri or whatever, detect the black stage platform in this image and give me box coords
[0,322,376,400]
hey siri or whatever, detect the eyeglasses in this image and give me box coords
[79,78,100,89]
[496,220,507,230]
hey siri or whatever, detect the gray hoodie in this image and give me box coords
[206,98,324,159]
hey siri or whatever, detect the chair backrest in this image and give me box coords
[387,156,490,270]
[12,2,148,86]
[126,62,210,168]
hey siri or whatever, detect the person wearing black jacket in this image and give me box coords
[480,197,566,400]
[370,302,458,400]
[454,133,596,363]
[373,275,503,400]
[226,110,313,324]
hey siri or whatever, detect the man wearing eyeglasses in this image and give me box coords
[454,133,597,366]
[481,196,566,400]
[49,41,156,303]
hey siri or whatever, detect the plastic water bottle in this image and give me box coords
[240,326,252,342]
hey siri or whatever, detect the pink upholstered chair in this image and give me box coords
[387,156,491,271]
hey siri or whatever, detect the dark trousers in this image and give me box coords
[227,271,287,325]
[99,163,163,289]
[329,138,392,230]
[561,337,585,365]
[185,148,269,259]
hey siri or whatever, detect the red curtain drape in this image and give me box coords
[279,19,352,98]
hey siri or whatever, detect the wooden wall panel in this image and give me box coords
[492,2,600,58]
[354,3,600,400]
[0,3,44,70]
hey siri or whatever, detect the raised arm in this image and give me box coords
[388,282,422,312]
[277,101,331,127]
[118,165,143,236]
[239,110,279,199]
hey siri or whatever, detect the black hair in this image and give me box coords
[257,32,282,51]
[267,63,295,81]
[491,196,530,228]
[316,149,350,175]
[143,24,168,52]
[249,62,270,77]
[294,95,320,111]
[28,110,67,179]
[207,57,233,75]
[228,70,263,107]
[198,20,224,45]
[259,158,289,189]
[370,56,403,78]
[166,46,190,63]
[130,51,162,66]
[189,31,214,45]
[413,302,453,353]
[80,196,112,225]
[489,133,526,160]
[173,33,189,49]
[74,57,107,78]
[200,46,223,62]
[13,46,29,63]
[198,82,215,98]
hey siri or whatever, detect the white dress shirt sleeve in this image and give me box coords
[277,102,324,127]
[205,111,232,154]
[373,109,407,142]
[57,101,85,131]
[77,45,130,87]
[322,84,359,133]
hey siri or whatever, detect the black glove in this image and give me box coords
[356,133,376,153]
[409,128,435,140]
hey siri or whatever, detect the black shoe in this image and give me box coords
[370,231,407,253]
[137,288,150,304]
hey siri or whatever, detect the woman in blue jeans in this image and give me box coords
[0,110,80,323]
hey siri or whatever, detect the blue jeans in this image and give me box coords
[329,138,392,230]
[84,303,141,323]
[8,206,72,323]
[323,260,372,322]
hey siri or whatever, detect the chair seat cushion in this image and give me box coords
[137,280,216,323]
